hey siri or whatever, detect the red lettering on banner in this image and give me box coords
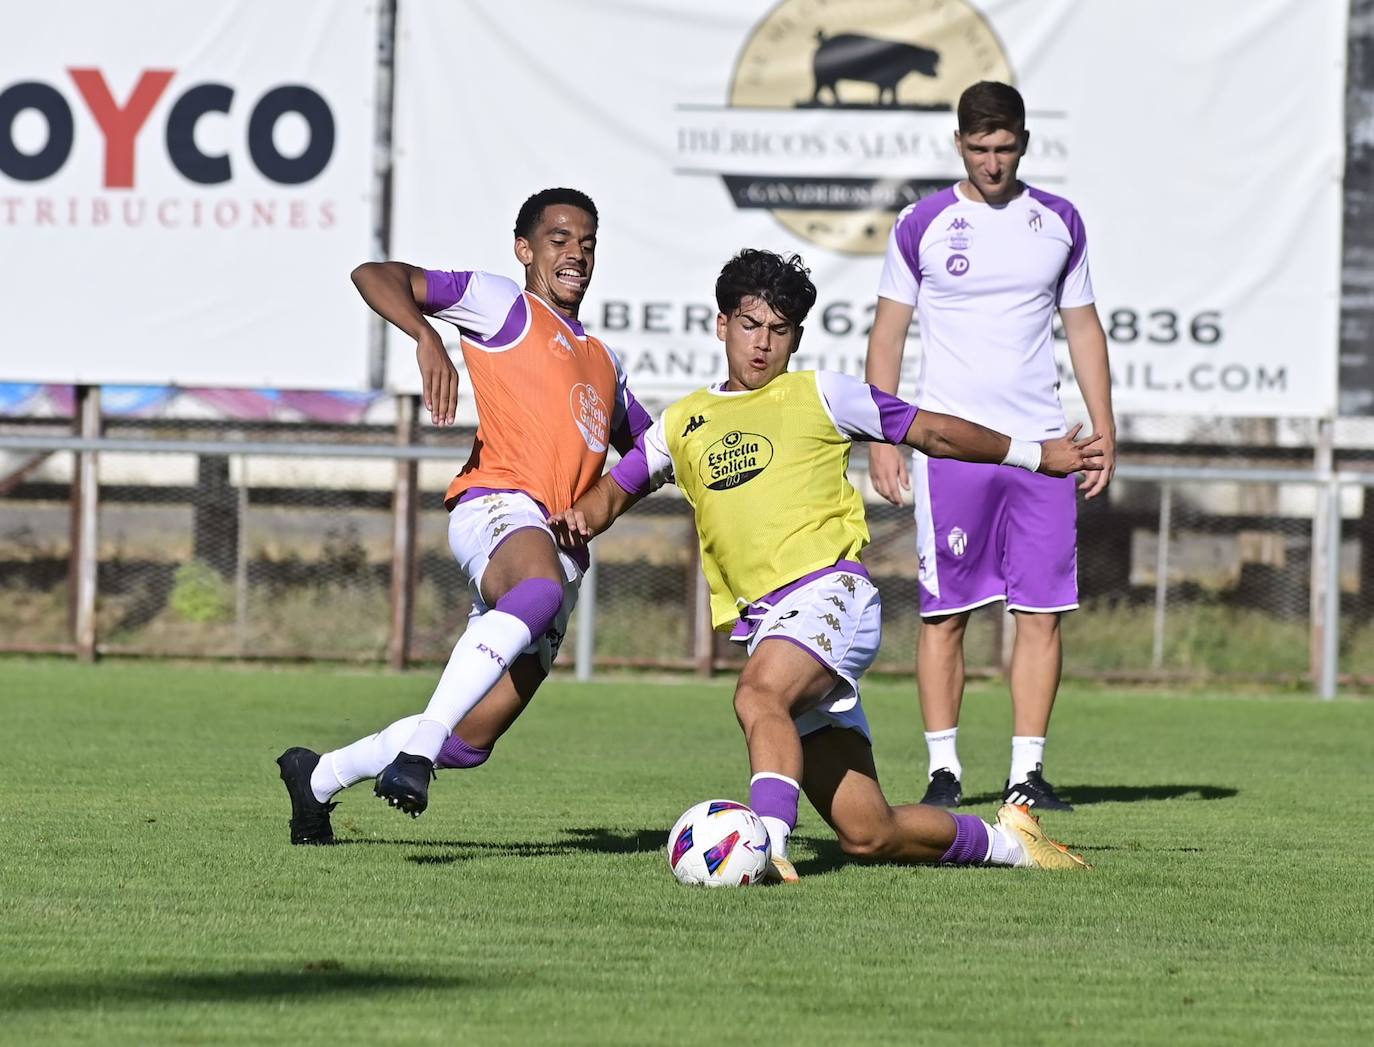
[92,198,109,226]
[123,199,146,226]
[289,200,306,228]
[2,198,19,224]
[158,199,179,227]
[35,198,55,225]
[214,200,238,227]
[252,201,275,227]
[67,68,176,189]
[319,200,335,228]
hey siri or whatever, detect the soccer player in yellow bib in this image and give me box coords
[553,249,1102,880]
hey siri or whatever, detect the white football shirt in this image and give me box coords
[877,182,1094,440]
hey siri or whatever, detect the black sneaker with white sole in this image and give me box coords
[277,747,337,845]
[374,752,436,817]
[919,767,963,809]
[1002,763,1073,812]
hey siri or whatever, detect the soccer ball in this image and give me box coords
[666,800,771,886]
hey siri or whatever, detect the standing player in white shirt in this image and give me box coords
[865,82,1116,811]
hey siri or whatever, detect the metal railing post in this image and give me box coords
[575,543,598,681]
[235,454,249,657]
[387,395,418,670]
[72,386,101,662]
[1321,479,1341,700]
[1311,418,1335,690]
[1152,483,1173,670]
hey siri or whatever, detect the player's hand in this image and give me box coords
[547,508,592,552]
[1038,423,1105,478]
[868,442,911,506]
[416,330,458,426]
[1077,429,1116,499]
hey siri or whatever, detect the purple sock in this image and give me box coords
[940,814,991,865]
[749,774,799,829]
[435,734,491,770]
[494,577,563,637]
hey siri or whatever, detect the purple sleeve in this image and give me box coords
[816,369,917,443]
[872,387,919,444]
[610,442,651,496]
[424,270,472,313]
[610,387,654,456]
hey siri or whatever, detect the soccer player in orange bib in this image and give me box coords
[276,189,652,842]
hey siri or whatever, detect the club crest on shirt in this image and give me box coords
[947,526,968,557]
[699,430,774,490]
[569,382,610,453]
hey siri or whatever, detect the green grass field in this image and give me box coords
[2,659,1371,1045]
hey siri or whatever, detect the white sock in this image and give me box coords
[310,714,424,803]
[1009,736,1046,785]
[986,823,1030,867]
[760,817,791,858]
[924,728,961,781]
[400,609,532,762]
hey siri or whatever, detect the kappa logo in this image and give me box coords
[820,613,842,631]
[947,217,972,231]
[837,574,857,595]
[1028,208,1043,232]
[947,526,968,557]
[809,633,835,654]
[825,595,847,611]
[551,330,575,356]
[681,414,708,437]
[491,522,511,538]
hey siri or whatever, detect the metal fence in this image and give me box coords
[3,398,1372,697]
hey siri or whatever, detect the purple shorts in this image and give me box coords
[912,454,1078,617]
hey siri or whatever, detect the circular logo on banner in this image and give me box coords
[569,383,609,452]
[726,0,1013,255]
[700,430,774,490]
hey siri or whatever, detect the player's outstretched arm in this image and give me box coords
[350,260,458,426]
[548,474,642,552]
[903,412,1104,477]
[864,297,915,506]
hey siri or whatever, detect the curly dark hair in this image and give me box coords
[513,188,598,239]
[714,249,817,327]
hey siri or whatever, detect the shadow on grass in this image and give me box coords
[962,784,1239,806]
[338,826,666,866]
[0,966,473,1012]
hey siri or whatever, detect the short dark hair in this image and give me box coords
[715,249,817,327]
[957,81,1025,137]
[513,188,598,239]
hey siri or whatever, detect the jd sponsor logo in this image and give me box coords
[700,430,773,490]
[946,253,969,276]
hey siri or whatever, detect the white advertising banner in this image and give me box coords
[0,0,377,390]
[389,0,1345,419]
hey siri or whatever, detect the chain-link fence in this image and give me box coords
[4,406,1371,694]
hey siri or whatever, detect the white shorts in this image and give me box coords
[733,570,881,742]
[447,490,582,672]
